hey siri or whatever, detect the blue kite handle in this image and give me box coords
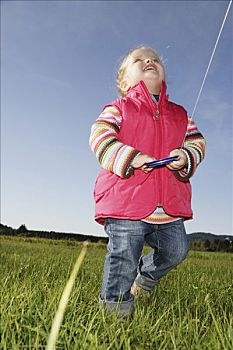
[146,156,178,168]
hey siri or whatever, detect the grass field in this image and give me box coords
[1,235,233,350]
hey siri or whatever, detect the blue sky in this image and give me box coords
[1,0,232,236]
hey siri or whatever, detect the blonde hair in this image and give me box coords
[116,46,161,97]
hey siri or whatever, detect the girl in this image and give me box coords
[89,46,206,316]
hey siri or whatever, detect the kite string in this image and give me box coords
[191,0,232,117]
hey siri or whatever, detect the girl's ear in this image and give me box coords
[119,79,130,95]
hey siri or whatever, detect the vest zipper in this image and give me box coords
[157,124,163,208]
[140,80,165,206]
[154,104,164,207]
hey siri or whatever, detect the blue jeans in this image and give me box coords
[100,218,189,315]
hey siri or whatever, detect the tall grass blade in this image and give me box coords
[46,241,88,350]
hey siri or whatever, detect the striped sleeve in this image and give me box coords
[89,106,140,178]
[175,117,206,182]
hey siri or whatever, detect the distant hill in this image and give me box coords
[187,232,232,253]
[188,232,233,241]
[0,224,232,252]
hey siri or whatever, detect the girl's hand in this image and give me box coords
[166,149,188,170]
[131,153,155,173]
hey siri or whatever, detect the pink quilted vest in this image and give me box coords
[94,81,192,225]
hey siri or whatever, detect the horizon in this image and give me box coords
[1,222,232,238]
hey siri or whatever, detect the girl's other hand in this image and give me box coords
[167,149,188,170]
[131,153,155,173]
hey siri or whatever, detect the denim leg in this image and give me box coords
[100,218,146,315]
[136,220,189,291]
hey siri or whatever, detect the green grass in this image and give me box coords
[1,235,233,350]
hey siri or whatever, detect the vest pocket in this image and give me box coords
[94,169,119,197]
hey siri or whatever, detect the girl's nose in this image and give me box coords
[145,58,152,64]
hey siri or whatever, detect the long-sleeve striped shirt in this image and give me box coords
[89,100,205,224]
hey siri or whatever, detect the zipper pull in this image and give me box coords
[153,109,160,120]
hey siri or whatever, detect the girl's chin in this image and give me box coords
[145,81,162,94]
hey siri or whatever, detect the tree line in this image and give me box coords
[1,223,232,253]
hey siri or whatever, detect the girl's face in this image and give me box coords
[122,48,165,94]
